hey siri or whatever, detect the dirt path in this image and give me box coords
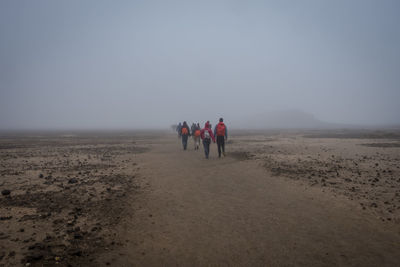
[99,136,400,266]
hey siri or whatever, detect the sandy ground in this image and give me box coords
[0,130,399,266]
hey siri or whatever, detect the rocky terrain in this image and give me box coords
[0,133,149,266]
[230,129,400,223]
[1,129,399,266]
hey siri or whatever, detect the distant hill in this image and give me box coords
[230,110,342,129]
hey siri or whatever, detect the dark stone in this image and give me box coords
[28,243,45,250]
[69,250,82,256]
[25,252,44,261]
[53,219,63,224]
[1,189,11,196]
[74,233,83,239]
[68,178,78,184]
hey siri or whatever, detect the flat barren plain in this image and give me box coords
[1,129,399,266]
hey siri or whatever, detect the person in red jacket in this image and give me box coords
[214,118,228,157]
[200,121,216,159]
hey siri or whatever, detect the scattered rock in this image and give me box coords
[1,189,11,196]
[69,249,83,257]
[74,233,83,239]
[68,178,78,184]
[25,252,44,262]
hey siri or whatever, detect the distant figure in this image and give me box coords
[193,123,201,150]
[176,122,182,138]
[191,123,196,135]
[181,121,191,150]
[214,118,228,158]
[200,121,215,159]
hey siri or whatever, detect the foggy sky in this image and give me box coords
[1,0,399,129]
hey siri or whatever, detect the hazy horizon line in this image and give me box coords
[1,123,400,133]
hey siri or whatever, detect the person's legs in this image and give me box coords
[182,135,188,150]
[203,139,210,158]
[221,137,225,156]
[217,136,223,157]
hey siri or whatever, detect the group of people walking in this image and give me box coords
[176,118,228,159]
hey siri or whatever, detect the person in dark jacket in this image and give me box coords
[214,118,228,157]
[191,123,196,135]
[181,121,191,150]
[200,121,216,159]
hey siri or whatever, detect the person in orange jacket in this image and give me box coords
[192,123,201,150]
[214,118,228,157]
[180,121,191,150]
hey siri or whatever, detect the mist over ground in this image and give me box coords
[1,0,399,130]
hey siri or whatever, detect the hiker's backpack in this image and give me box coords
[216,123,226,136]
[203,129,211,139]
[194,130,201,137]
[181,127,188,135]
